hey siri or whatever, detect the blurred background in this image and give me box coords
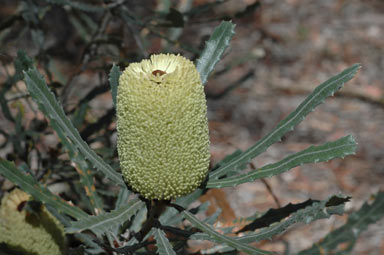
[0,0,383,254]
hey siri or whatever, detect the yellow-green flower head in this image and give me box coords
[0,189,67,255]
[117,54,210,200]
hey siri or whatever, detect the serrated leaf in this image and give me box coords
[209,64,361,180]
[23,68,125,187]
[298,191,384,255]
[115,186,131,209]
[112,187,134,235]
[71,153,104,213]
[236,195,348,243]
[238,199,320,233]
[182,211,272,255]
[66,199,144,237]
[0,159,87,220]
[207,135,356,188]
[191,195,348,252]
[153,228,177,255]
[109,64,121,108]
[196,21,236,85]
[75,233,104,254]
[129,206,147,233]
[160,189,204,225]
[51,119,103,214]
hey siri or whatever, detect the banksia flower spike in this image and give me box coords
[117,54,210,200]
[0,189,67,255]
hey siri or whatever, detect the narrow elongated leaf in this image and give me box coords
[196,21,236,85]
[235,195,347,243]
[52,120,103,214]
[0,159,87,220]
[71,153,103,213]
[109,64,121,108]
[209,64,361,180]
[153,228,177,255]
[66,199,144,237]
[182,211,272,255]
[192,195,348,254]
[299,192,384,255]
[238,199,319,233]
[23,68,125,186]
[207,135,356,188]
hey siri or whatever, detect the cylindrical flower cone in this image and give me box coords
[117,54,210,200]
[0,189,67,255]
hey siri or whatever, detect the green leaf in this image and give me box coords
[298,191,384,255]
[0,159,87,220]
[210,149,246,179]
[209,64,361,180]
[191,195,348,254]
[51,119,103,214]
[23,68,125,187]
[66,199,144,237]
[109,64,121,108]
[72,153,104,213]
[160,189,204,225]
[182,211,272,255]
[207,135,356,188]
[72,102,88,129]
[235,195,347,243]
[153,228,177,255]
[75,233,104,254]
[237,197,349,233]
[196,21,236,85]
[205,208,222,225]
[129,206,147,233]
[115,186,131,209]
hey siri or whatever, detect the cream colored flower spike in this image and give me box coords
[0,189,67,255]
[117,54,210,200]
